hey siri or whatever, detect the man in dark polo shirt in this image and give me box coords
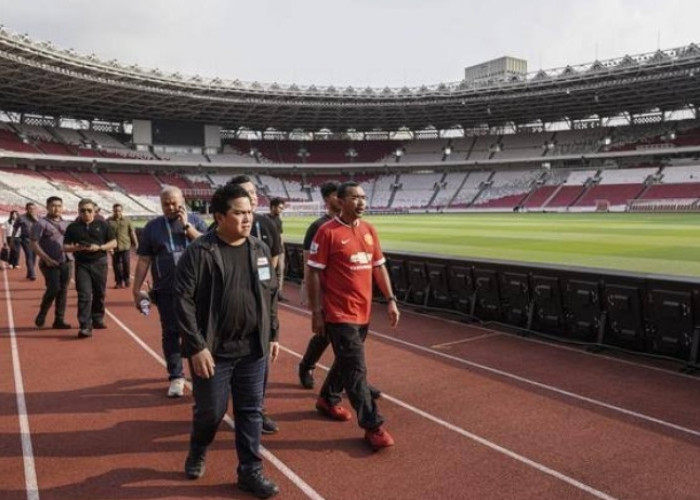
[63,198,117,338]
[133,186,207,398]
[266,197,286,300]
[30,196,73,329]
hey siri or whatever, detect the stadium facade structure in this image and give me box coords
[1,27,700,135]
[1,27,700,217]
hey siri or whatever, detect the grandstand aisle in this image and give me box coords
[1,267,699,499]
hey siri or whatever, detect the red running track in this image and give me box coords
[1,265,699,499]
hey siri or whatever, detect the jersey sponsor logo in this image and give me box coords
[364,233,374,245]
[341,239,350,245]
[349,252,372,265]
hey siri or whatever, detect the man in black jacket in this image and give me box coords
[175,183,280,499]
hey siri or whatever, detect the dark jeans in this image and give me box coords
[154,291,184,380]
[75,258,107,330]
[112,250,131,286]
[300,334,330,370]
[19,238,36,279]
[38,261,72,323]
[190,354,266,476]
[320,323,383,430]
[7,237,20,267]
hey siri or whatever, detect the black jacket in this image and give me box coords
[174,232,279,358]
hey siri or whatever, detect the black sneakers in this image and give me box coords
[298,364,314,389]
[34,313,46,328]
[369,385,382,400]
[93,321,107,329]
[261,413,279,434]
[77,328,92,338]
[237,470,279,498]
[184,449,206,480]
[52,320,72,330]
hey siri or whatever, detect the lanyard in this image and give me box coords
[164,217,188,253]
[255,220,261,239]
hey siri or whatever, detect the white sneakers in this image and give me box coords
[167,378,186,398]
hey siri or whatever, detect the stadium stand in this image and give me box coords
[392,172,443,208]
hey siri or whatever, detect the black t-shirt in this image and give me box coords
[64,219,116,263]
[216,238,260,358]
[267,213,283,235]
[252,214,282,256]
[303,214,332,251]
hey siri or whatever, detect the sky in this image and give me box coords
[1,0,698,88]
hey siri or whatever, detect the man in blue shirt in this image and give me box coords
[13,202,39,280]
[132,186,208,398]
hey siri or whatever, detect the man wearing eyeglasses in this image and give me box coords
[63,198,117,338]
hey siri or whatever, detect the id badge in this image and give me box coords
[173,250,184,266]
[258,265,271,281]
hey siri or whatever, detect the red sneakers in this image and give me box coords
[315,397,352,421]
[365,427,395,449]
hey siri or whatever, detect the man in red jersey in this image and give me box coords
[307,181,399,449]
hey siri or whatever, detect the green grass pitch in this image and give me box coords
[281,212,700,278]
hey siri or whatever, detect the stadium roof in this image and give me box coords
[1,27,700,133]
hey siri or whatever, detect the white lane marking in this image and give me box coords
[4,269,40,500]
[105,309,325,500]
[282,303,700,438]
[431,332,501,349]
[278,345,616,500]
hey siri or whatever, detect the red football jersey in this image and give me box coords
[307,217,386,324]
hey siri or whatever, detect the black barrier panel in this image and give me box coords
[285,242,700,364]
[562,279,602,341]
[386,258,409,302]
[499,272,529,327]
[426,262,451,309]
[604,283,645,350]
[646,288,694,357]
[473,267,500,320]
[447,264,474,315]
[531,275,564,333]
[407,261,429,306]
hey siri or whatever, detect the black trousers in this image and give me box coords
[300,334,330,369]
[19,238,36,279]
[112,249,131,286]
[6,237,20,267]
[75,258,107,331]
[190,354,266,476]
[38,261,72,323]
[319,323,383,431]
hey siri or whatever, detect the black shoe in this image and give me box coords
[52,320,72,330]
[261,413,279,434]
[369,385,382,400]
[298,364,314,389]
[78,328,92,338]
[237,470,279,499]
[93,321,107,329]
[184,449,206,480]
[34,314,46,328]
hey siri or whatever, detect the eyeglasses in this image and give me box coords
[79,208,94,213]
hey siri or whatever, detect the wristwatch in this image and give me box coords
[387,296,397,302]
[183,223,191,230]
